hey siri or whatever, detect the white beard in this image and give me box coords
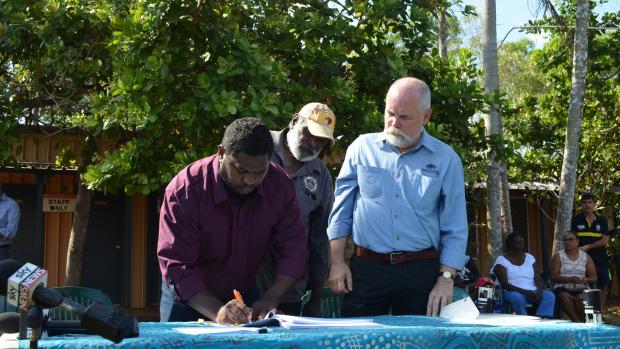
[385,127,414,148]
[287,128,320,162]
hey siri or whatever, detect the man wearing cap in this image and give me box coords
[327,77,468,317]
[256,103,335,316]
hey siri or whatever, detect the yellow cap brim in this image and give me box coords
[307,119,335,145]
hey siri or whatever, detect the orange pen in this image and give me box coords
[233,289,244,304]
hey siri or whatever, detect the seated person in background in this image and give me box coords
[492,233,555,317]
[158,118,308,324]
[454,256,480,301]
[550,230,597,322]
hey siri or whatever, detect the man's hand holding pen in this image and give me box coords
[215,289,253,325]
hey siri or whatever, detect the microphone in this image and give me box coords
[0,312,21,334]
[6,262,48,310]
[0,259,139,343]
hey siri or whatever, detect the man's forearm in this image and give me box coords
[330,237,348,265]
[263,275,297,305]
[587,236,609,249]
[187,290,225,320]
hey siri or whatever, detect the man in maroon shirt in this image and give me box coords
[158,118,308,324]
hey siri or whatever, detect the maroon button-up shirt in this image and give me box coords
[157,155,308,303]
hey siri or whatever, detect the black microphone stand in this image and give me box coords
[27,305,43,349]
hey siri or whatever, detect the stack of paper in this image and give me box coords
[273,314,381,329]
[173,324,268,335]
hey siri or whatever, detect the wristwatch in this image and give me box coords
[438,271,455,280]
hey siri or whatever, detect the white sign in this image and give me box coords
[43,195,77,212]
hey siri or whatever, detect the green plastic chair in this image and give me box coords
[47,286,113,320]
[320,287,343,318]
[299,287,344,318]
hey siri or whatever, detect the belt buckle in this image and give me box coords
[389,252,403,264]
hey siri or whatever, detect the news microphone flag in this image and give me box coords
[7,263,48,310]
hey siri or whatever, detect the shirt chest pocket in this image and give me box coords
[358,166,384,199]
[408,172,441,211]
[200,226,231,259]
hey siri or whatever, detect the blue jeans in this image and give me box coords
[160,281,204,322]
[503,290,555,317]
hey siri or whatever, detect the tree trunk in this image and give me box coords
[65,183,93,285]
[553,0,589,254]
[500,163,513,242]
[438,9,448,59]
[482,0,503,265]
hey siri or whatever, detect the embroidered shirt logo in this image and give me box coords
[422,162,440,175]
[303,175,319,194]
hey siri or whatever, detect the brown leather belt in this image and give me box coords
[354,245,439,264]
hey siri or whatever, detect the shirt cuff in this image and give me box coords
[327,224,351,240]
[440,252,468,271]
[170,269,208,303]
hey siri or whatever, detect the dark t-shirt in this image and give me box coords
[571,212,609,267]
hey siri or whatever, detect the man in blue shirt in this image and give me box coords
[0,183,20,261]
[327,77,468,317]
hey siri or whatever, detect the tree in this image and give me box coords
[481,0,504,264]
[2,1,487,284]
[503,2,619,242]
[0,0,123,285]
[86,0,487,195]
[497,39,546,103]
[553,0,590,254]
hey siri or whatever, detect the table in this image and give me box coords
[15,315,620,349]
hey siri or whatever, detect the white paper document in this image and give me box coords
[440,296,480,321]
[173,325,267,335]
[273,314,381,329]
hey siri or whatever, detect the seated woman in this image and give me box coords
[550,230,597,322]
[492,233,555,317]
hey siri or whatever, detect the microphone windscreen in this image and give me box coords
[0,312,21,333]
[32,287,63,309]
[0,259,22,295]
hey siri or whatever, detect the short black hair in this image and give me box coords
[505,233,525,250]
[581,192,596,202]
[221,117,274,157]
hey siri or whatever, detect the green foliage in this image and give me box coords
[86,0,486,194]
[505,3,620,208]
[497,38,547,102]
[2,0,485,195]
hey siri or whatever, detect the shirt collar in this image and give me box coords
[375,128,436,154]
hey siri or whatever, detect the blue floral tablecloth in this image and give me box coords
[20,315,620,349]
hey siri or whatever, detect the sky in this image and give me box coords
[460,0,620,47]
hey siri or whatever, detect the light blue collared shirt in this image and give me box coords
[0,193,20,245]
[327,129,468,270]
